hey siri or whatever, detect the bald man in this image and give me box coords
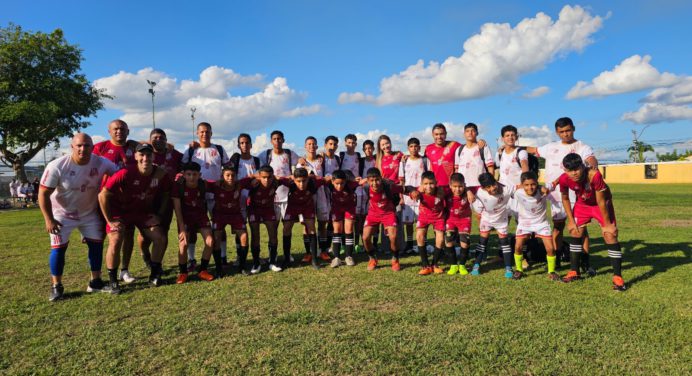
[39,133,119,301]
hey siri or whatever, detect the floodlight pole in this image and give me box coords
[147,80,157,129]
[190,107,197,141]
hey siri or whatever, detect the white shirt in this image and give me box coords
[399,157,426,207]
[340,152,360,178]
[40,155,118,220]
[513,188,548,226]
[260,149,300,202]
[475,184,516,224]
[297,156,324,176]
[322,154,340,177]
[182,144,230,182]
[498,148,529,186]
[537,140,594,183]
[236,155,258,179]
[455,145,495,187]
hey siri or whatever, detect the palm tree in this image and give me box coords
[628,140,654,163]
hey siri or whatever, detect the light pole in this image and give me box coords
[190,107,197,141]
[147,80,157,129]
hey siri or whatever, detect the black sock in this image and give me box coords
[569,240,582,272]
[446,246,457,264]
[460,246,469,266]
[475,237,488,264]
[108,268,118,283]
[200,258,210,271]
[149,262,162,278]
[432,247,442,266]
[178,263,188,274]
[238,246,248,269]
[331,233,342,258]
[373,233,379,252]
[212,249,222,267]
[310,235,319,264]
[581,252,591,269]
[500,238,513,269]
[344,233,354,257]
[251,246,261,267]
[268,243,278,264]
[418,243,429,266]
[303,235,311,254]
[283,235,292,261]
[608,243,623,276]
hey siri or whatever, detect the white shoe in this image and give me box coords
[250,264,262,275]
[330,257,342,268]
[269,264,283,272]
[119,270,135,284]
[345,256,356,266]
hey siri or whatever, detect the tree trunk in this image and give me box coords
[13,160,28,182]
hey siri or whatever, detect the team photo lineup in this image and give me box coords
[39,116,627,302]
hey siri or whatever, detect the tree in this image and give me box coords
[627,140,654,163]
[0,24,108,181]
[656,149,692,162]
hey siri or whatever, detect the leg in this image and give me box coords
[249,222,262,271]
[139,227,166,284]
[513,236,526,277]
[235,230,249,272]
[385,225,400,271]
[105,231,125,285]
[137,232,152,269]
[343,219,355,260]
[282,220,295,268]
[416,227,429,267]
[563,226,585,282]
[431,230,445,270]
[266,221,279,268]
[603,230,625,290]
[405,223,414,252]
[331,220,344,260]
[499,235,513,277]
[472,234,489,275]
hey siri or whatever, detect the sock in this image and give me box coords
[446,246,457,264]
[475,237,488,265]
[310,235,319,264]
[235,234,241,254]
[150,262,162,278]
[212,249,223,268]
[373,233,379,252]
[514,254,524,272]
[331,233,342,258]
[500,238,513,269]
[283,235,292,261]
[268,243,278,264]
[251,246,261,267]
[178,263,187,274]
[237,246,248,269]
[418,243,429,266]
[432,247,442,266]
[406,234,414,250]
[459,246,469,266]
[581,252,591,270]
[344,233,355,257]
[220,240,227,259]
[607,243,623,276]
[108,268,118,283]
[200,258,210,271]
[547,255,556,273]
[319,236,328,252]
[85,241,103,272]
[327,227,334,250]
[49,246,67,276]
[569,240,582,272]
[187,243,196,262]
[303,235,311,254]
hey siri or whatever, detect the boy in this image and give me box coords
[497,125,529,219]
[172,162,216,284]
[444,173,473,275]
[558,153,626,291]
[247,165,281,273]
[319,136,340,257]
[338,134,361,179]
[327,170,360,268]
[454,123,495,199]
[470,173,515,278]
[228,133,261,266]
[399,137,430,255]
[511,171,559,281]
[356,140,377,252]
[409,171,446,275]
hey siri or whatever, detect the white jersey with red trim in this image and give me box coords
[475,184,515,225]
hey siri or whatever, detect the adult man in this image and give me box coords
[181,122,230,270]
[424,123,461,187]
[99,143,171,294]
[38,133,118,301]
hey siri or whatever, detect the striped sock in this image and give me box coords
[569,242,583,272]
[331,233,342,257]
[344,233,355,257]
[607,243,623,276]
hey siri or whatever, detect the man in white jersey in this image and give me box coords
[38,133,119,301]
[454,123,495,213]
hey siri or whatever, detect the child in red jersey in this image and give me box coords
[444,173,473,275]
[172,162,215,284]
[356,140,377,252]
[327,170,360,268]
[557,153,626,291]
[245,165,281,274]
[409,171,446,275]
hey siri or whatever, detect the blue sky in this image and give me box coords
[4,0,692,162]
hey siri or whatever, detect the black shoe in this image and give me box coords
[215,269,226,279]
[49,283,64,302]
[281,259,291,270]
[512,271,524,280]
[103,281,121,295]
[149,274,163,287]
[221,256,228,266]
[86,278,106,293]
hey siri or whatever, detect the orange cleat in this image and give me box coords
[432,265,444,274]
[176,273,188,284]
[391,259,401,272]
[562,270,582,283]
[367,258,378,271]
[612,276,627,291]
[301,253,313,263]
[319,252,331,261]
[418,266,433,275]
[198,270,215,281]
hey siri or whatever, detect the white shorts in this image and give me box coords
[516,220,552,238]
[479,220,508,236]
[274,201,288,221]
[401,203,419,224]
[50,213,104,247]
[547,190,577,222]
[356,187,367,215]
[315,187,330,222]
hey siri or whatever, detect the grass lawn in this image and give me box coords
[1,184,690,375]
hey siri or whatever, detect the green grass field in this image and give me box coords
[1,184,690,375]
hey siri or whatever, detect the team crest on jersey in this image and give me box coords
[90,168,98,177]
[133,180,140,186]
[150,179,158,188]
[211,149,217,157]
[108,149,114,154]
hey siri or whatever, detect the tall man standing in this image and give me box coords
[424,123,461,187]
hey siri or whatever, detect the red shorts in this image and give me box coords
[248,208,277,224]
[331,206,356,222]
[284,205,315,222]
[106,214,148,234]
[417,216,445,231]
[212,214,246,232]
[183,213,212,232]
[364,211,397,228]
[573,201,616,228]
[446,217,472,233]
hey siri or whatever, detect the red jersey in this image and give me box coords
[104,166,171,216]
[171,181,207,219]
[330,181,359,210]
[367,182,403,215]
[209,178,253,217]
[93,140,136,169]
[153,148,183,177]
[380,152,404,181]
[424,142,461,186]
[417,188,447,220]
[559,170,609,207]
[447,191,472,220]
[279,178,324,209]
[248,181,278,210]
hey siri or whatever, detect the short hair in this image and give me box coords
[421,171,436,182]
[150,128,166,138]
[366,167,381,179]
[562,153,583,171]
[363,140,374,149]
[432,123,446,132]
[478,172,496,188]
[325,135,339,144]
[520,171,538,183]
[259,165,274,174]
[501,125,518,136]
[237,133,251,144]
[183,162,201,172]
[555,117,574,130]
[407,137,420,146]
[293,167,309,178]
[345,134,357,142]
[332,170,347,181]
[270,130,284,139]
[221,163,236,173]
[305,136,317,143]
[464,122,478,132]
[343,170,356,181]
[450,173,465,184]
[197,122,212,130]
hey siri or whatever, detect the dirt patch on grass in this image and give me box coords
[660,219,692,228]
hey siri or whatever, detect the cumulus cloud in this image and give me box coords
[567,55,681,99]
[339,5,604,105]
[522,86,550,98]
[622,77,692,124]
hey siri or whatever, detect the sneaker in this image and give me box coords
[612,276,627,291]
[149,274,163,287]
[432,265,444,274]
[289,255,295,263]
[367,258,378,271]
[319,252,331,261]
[447,265,459,275]
[176,273,188,284]
[585,267,596,277]
[512,271,524,280]
[187,259,198,272]
[49,283,64,302]
[562,270,582,283]
[103,281,121,294]
[118,269,135,284]
[250,264,262,275]
[215,269,226,279]
[418,266,433,275]
[459,265,469,275]
[269,264,283,272]
[504,267,513,279]
[240,268,250,276]
[547,272,561,282]
[391,259,401,272]
[301,253,312,263]
[198,270,215,281]
[330,257,342,268]
[471,263,481,276]
[86,278,106,293]
[345,256,356,266]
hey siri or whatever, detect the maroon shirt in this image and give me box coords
[104,166,171,216]
[153,148,183,177]
[330,181,359,211]
[93,140,136,169]
[208,178,253,217]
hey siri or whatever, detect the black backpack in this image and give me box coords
[368,180,400,208]
[265,149,293,168]
[358,157,374,178]
[338,151,361,171]
[229,153,260,175]
[498,147,540,174]
[401,155,429,174]
[456,144,489,174]
[187,144,225,164]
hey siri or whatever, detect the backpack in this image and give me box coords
[368,180,401,208]
[338,151,361,171]
[358,157,373,178]
[187,144,225,164]
[265,149,293,169]
[177,177,207,212]
[497,147,540,174]
[456,144,489,174]
[229,152,260,175]
[321,154,341,177]
[510,234,546,263]
[401,155,429,175]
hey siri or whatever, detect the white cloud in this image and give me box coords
[339,5,604,105]
[515,125,555,147]
[522,86,550,98]
[567,55,681,99]
[622,77,692,124]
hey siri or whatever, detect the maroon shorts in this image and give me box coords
[106,214,149,234]
[248,208,277,224]
[417,216,445,231]
[364,211,397,228]
[446,217,472,233]
[284,205,315,222]
[331,206,356,222]
[212,214,246,232]
[573,201,616,228]
[183,213,212,232]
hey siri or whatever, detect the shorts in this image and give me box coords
[331,206,356,222]
[315,187,331,222]
[249,208,278,224]
[212,214,246,232]
[516,220,552,239]
[106,213,149,234]
[401,202,419,224]
[446,217,472,234]
[50,213,104,247]
[417,216,445,231]
[274,202,288,221]
[160,205,174,232]
[356,187,367,215]
[479,220,508,236]
[183,214,212,233]
[573,201,616,228]
[364,211,397,228]
[284,205,316,223]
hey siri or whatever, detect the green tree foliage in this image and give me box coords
[656,149,692,162]
[627,140,654,163]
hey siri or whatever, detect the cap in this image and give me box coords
[135,143,154,153]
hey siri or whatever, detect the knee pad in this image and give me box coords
[445,231,457,244]
[458,233,470,245]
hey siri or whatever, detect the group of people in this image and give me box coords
[38,117,626,302]
[7,177,39,207]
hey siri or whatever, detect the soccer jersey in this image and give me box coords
[153,148,183,178]
[93,140,136,169]
[260,149,300,202]
[417,189,447,221]
[425,142,461,186]
[537,140,594,183]
[446,192,472,220]
[367,183,403,215]
[340,152,360,177]
[513,188,549,226]
[399,157,427,208]
[559,170,609,207]
[497,148,528,186]
[360,157,376,176]
[236,155,259,179]
[280,178,324,208]
[171,182,207,221]
[247,182,278,210]
[40,155,118,220]
[321,154,340,177]
[455,144,494,187]
[330,181,359,211]
[380,152,404,181]
[209,178,253,217]
[182,144,230,182]
[104,166,171,216]
[475,184,516,224]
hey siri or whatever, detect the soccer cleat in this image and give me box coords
[512,271,524,280]
[215,269,226,280]
[562,270,582,283]
[269,264,283,272]
[240,268,250,276]
[585,267,596,277]
[391,259,401,272]
[367,258,378,271]
[86,278,106,293]
[250,264,262,274]
[345,256,356,267]
[49,283,64,302]
[330,257,342,268]
[319,252,331,261]
[119,270,135,284]
[198,270,215,281]
[504,267,513,279]
[547,272,561,282]
[612,276,627,291]
[447,265,459,275]
[432,265,444,274]
[176,273,188,284]
[459,265,469,276]
[103,281,121,294]
[149,274,163,287]
[301,253,313,263]
[418,266,433,275]
[471,263,481,276]
[187,259,198,272]
[281,259,292,270]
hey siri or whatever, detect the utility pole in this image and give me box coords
[190,107,197,141]
[147,80,157,128]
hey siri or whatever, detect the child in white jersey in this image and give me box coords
[398,137,430,254]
